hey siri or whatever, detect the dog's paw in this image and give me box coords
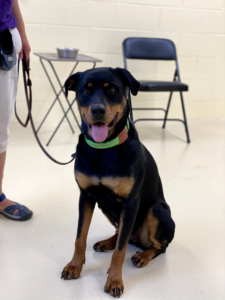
[93,241,116,252]
[131,251,148,268]
[104,277,124,298]
[61,263,83,280]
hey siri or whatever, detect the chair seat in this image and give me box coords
[139,80,188,92]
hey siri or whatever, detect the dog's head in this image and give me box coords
[65,67,140,143]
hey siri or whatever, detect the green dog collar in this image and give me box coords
[84,119,130,149]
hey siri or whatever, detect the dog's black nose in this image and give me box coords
[91,105,106,117]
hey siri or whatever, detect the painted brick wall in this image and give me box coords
[14,0,225,124]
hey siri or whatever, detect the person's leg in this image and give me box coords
[0,28,32,219]
[0,151,19,215]
[0,151,6,195]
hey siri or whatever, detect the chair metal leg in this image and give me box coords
[180,92,190,143]
[162,91,173,129]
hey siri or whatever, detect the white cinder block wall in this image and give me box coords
[14,0,225,124]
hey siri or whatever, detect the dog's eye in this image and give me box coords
[83,89,90,95]
[108,88,116,94]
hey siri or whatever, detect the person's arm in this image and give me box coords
[12,0,30,60]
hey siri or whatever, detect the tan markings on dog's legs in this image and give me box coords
[104,212,125,297]
[62,202,95,280]
[101,176,134,198]
[75,172,99,190]
[131,208,167,268]
[131,247,160,268]
[93,233,118,252]
[138,214,154,249]
[148,208,162,250]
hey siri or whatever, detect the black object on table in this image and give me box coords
[33,52,102,146]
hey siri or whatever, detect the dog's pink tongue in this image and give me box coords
[92,123,108,142]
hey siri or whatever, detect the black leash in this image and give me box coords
[15,55,76,165]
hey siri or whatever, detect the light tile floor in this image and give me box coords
[0,120,225,300]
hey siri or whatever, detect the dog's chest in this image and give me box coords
[75,171,134,199]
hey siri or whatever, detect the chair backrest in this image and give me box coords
[123,38,177,61]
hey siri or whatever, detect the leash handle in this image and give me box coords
[15,54,76,165]
[14,56,31,127]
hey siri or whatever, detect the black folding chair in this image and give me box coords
[123,38,190,143]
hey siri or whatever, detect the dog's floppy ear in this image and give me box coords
[115,68,140,96]
[64,72,82,97]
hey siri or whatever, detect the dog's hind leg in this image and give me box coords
[93,212,119,252]
[131,247,166,268]
[131,200,175,268]
[93,232,118,252]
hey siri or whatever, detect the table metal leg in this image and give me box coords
[46,61,97,146]
[46,97,77,146]
[36,58,79,133]
[48,61,81,130]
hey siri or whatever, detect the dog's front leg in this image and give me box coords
[104,198,139,297]
[61,192,95,280]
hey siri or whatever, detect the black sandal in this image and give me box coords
[0,193,33,221]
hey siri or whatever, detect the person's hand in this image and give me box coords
[19,32,31,61]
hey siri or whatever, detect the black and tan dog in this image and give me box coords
[61,67,175,298]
